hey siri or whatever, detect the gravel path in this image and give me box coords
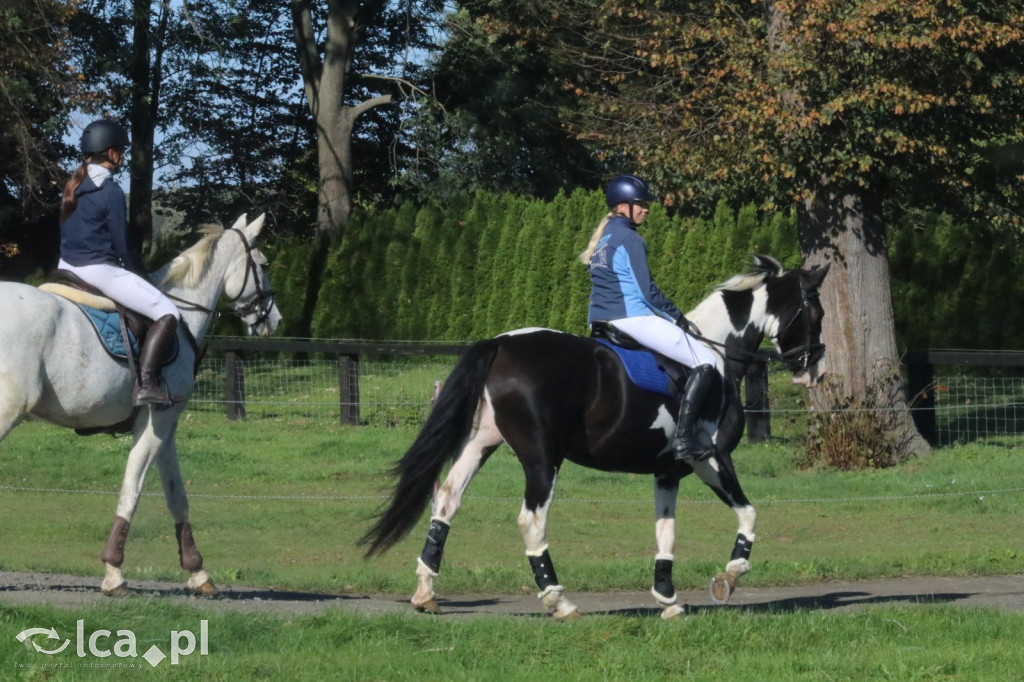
[2,571,1023,617]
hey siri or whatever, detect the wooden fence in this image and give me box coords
[904,349,1024,445]
[205,339,1024,444]
[205,337,775,440]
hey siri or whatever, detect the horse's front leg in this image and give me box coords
[100,415,163,596]
[154,422,216,596]
[652,476,685,619]
[693,456,755,605]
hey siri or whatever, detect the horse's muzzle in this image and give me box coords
[792,367,824,388]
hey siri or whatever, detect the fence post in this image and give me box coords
[906,354,937,446]
[224,350,246,421]
[338,354,360,425]
[744,360,771,443]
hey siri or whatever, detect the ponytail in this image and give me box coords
[578,213,614,265]
[60,163,90,223]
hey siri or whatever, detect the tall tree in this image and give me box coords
[395,5,605,202]
[155,0,318,232]
[0,0,79,275]
[479,0,1024,463]
[290,0,442,236]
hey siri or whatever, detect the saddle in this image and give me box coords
[39,270,189,436]
[589,321,688,399]
[42,270,155,347]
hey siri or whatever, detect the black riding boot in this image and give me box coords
[673,364,715,461]
[132,314,178,408]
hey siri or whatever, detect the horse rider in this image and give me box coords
[58,119,181,408]
[580,174,718,461]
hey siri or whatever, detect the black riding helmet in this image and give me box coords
[80,119,131,154]
[605,174,655,208]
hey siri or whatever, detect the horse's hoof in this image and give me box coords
[553,608,581,621]
[190,580,218,597]
[661,604,686,620]
[413,598,441,614]
[709,572,736,605]
[102,584,133,598]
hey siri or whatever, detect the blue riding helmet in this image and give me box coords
[80,120,131,154]
[605,174,655,208]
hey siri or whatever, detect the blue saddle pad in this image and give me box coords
[595,339,674,397]
[78,305,140,360]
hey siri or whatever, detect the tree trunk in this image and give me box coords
[128,0,154,254]
[316,108,355,231]
[292,0,392,237]
[798,179,931,466]
[128,0,170,256]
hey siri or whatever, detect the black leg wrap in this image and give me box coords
[419,519,450,573]
[653,558,675,601]
[528,550,560,591]
[730,533,753,562]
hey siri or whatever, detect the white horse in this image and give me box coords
[0,213,281,596]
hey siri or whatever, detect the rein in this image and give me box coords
[162,227,277,369]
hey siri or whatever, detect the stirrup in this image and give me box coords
[673,435,715,462]
[132,383,180,409]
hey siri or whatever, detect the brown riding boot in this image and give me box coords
[132,314,179,408]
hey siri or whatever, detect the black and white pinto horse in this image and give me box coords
[362,255,829,619]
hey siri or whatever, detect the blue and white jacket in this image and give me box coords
[587,215,682,324]
[59,168,146,276]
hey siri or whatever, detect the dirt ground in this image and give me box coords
[2,571,1023,618]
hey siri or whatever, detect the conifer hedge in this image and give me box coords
[265,190,1023,350]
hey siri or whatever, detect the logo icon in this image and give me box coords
[16,628,70,655]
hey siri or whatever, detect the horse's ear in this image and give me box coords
[751,254,784,276]
[244,213,266,240]
[229,214,248,231]
[806,262,831,289]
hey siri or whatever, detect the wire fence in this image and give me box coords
[186,355,1024,446]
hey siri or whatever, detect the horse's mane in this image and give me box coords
[154,224,224,287]
[714,254,785,292]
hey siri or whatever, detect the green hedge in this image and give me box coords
[266,190,1023,350]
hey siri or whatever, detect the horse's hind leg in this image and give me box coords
[518,469,579,620]
[154,423,216,596]
[692,457,756,605]
[411,408,501,612]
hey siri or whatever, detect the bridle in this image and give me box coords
[223,228,277,333]
[165,227,277,335]
[690,273,824,372]
[774,274,825,372]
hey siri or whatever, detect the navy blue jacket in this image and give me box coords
[587,215,683,324]
[60,174,146,275]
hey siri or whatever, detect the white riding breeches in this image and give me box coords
[58,259,180,321]
[609,315,717,368]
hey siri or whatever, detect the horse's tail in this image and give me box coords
[360,338,500,557]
